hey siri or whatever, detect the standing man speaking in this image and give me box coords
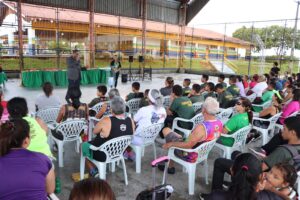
[65,49,81,103]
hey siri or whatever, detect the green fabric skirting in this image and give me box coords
[22,68,111,88]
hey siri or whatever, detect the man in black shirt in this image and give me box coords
[270,61,280,76]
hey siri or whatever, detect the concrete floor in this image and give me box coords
[3,74,257,200]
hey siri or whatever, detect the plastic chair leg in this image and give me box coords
[152,143,157,159]
[111,162,116,172]
[98,162,107,180]
[57,142,64,168]
[262,131,268,146]
[204,160,209,185]
[121,158,128,185]
[135,146,142,173]
[225,148,231,159]
[188,164,196,195]
[80,153,85,180]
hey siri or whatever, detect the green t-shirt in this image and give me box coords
[218,112,250,147]
[126,92,144,102]
[183,87,191,96]
[190,95,202,103]
[226,85,240,98]
[200,83,207,90]
[253,90,274,112]
[220,82,227,89]
[170,96,195,119]
[264,145,300,169]
[204,92,217,100]
[217,91,233,108]
[23,116,53,158]
[139,97,149,108]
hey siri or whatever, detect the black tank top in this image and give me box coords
[93,116,133,147]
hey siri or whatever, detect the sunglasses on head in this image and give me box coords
[236,101,242,106]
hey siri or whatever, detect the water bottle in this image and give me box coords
[55,177,61,194]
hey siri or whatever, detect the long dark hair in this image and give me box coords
[69,178,115,200]
[0,119,30,156]
[240,97,253,124]
[68,87,82,109]
[230,153,262,200]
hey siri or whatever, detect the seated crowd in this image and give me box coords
[1,63,300,200]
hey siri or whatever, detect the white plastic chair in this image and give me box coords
[172,113,204,138]
[216,107,233,125]
[50,119,87,167]
[80,135,132,185]
[130,123,163,173]
[90,101,110,115]
[252,112,282,145]
[163,96,171,108]
[214,125,251,159]
[167,139,217,195]
[88,102,110,141]
[252,100,272,111]
[192,102,202,113]
[36,107,60,126]
[246,93,257,102]
[126,98,141,117]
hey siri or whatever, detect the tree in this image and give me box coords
[232,25,300,57]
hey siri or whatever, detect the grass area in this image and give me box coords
[0,57,298,75]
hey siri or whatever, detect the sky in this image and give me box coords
[189,0,300,35]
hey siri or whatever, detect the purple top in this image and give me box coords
[0,149,52,200]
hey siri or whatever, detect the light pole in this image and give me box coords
[289,0,300,73]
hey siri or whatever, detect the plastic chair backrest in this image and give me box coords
[56,119,87,141]
[91,101,110,115]
[268,112,282,128]
[263,100,272,109]
[195,139,217,164]
[216,108,233,123]
[192,102,202,113]
[127,98,142,115]
[231,125,251,148]
[246,93,257,102]
[137,123,163,145]
[163,96,171,108]
[192,113,204,128]
[97,135,132,163]
[36,107,60,124]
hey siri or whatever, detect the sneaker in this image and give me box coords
[249,147,266,158]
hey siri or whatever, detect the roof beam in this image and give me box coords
[186,0,209,24]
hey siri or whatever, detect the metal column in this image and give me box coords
[17,0,24,71]
[179,3,187,70]
[141,0,147,57]
[89,0,95,68]
[55,7,60,69]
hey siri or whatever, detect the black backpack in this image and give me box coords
[280,144,300,171]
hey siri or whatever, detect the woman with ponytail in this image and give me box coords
[0,119,55,199]
[56,87,88,123]
[206,153,282,200]
[217,97,253,147]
